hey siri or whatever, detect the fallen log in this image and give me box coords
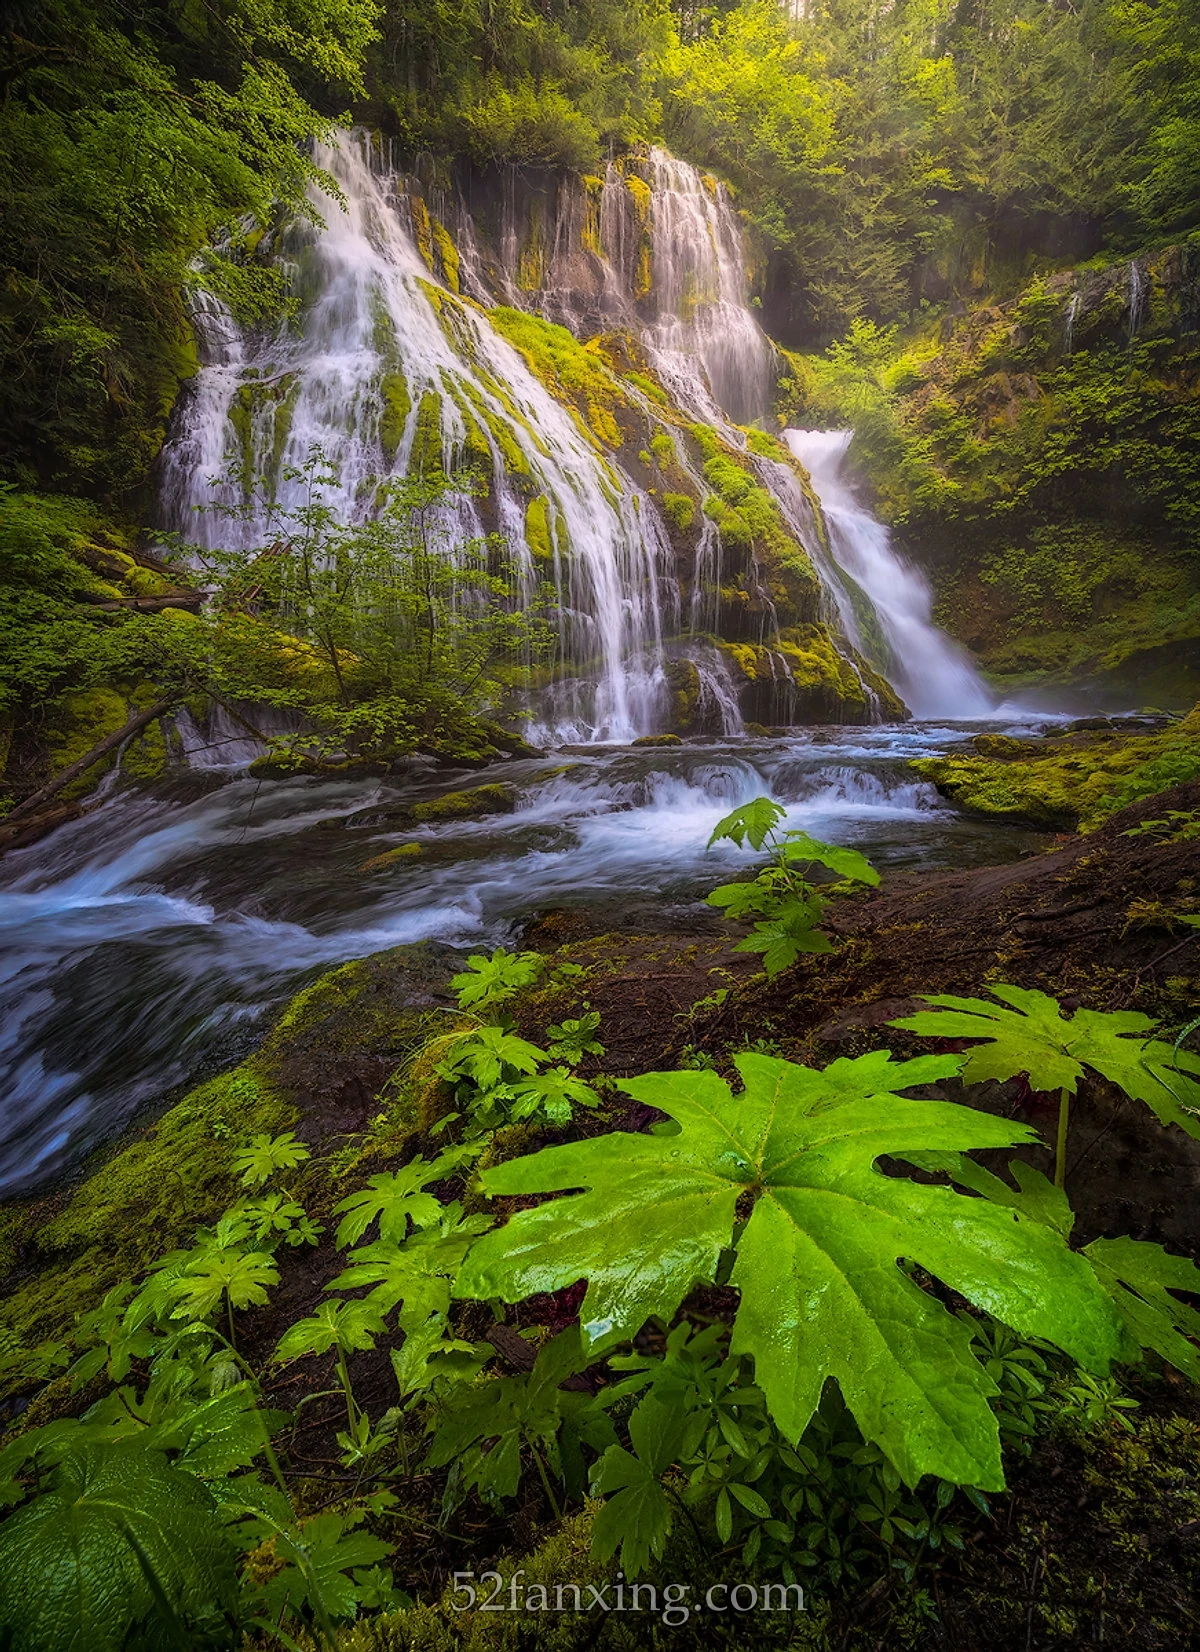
[0,801,88,850]
[3,694,180,826]
[77,593,204,612]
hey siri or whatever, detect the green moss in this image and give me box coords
[360,842,423,870]
[409,193,435,269]
[661,491,696,532]
[625,370,670,407]
[410,783,517,824]
[379,369,412,464]
[0,1062,293,1355]
[430,219,460,293]
[489,307,629,452]
[46,688,128,795]
[649,431,675,465]
[631,732,682,747]
[912,704,1200,828]
[524,493,555,562]
[410,390,444,475]
[120,715,168,781]
[451,377,531,484]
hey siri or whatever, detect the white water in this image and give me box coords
[0,724,1053,1195]
[159,132,992,734]
[784,431,993,718]
[162,135,677,742]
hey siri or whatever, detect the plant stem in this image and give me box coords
[336,1346,359,1428]
[1054,1086,1071,1189]
[530,1441,563,1521]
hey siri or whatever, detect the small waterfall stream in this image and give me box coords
[785,431,993,718]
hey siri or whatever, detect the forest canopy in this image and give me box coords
[2,0,1199,495]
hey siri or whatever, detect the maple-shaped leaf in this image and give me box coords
[330,1205,492,1326]
[1082,1236,1200,1382]
[167,1250,280,1320]
[780,830,881,885]
[707,797,786,851]
[275,1298,386,1364]
[589,1396,682,1576]
[456,1051,1124,1488]
[892,985,1200,1137]
[233,1131,310,1188]
[333,1150,465,1249]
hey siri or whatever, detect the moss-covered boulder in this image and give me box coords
[719,625,907,725]
[913,705,1200,828]
[0,941,466,1364]
[410,782,518,823]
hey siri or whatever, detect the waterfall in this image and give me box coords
[160,130,991,738]
[1064,290,1081,355]
[639,149,775,426]
[160,134,676,743]
[785,431,993,718]
[1127,259,1147,341]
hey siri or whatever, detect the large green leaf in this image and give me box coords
[1083,1236,1200,1381]
[456,1051,1124,1488]
[0,1444,237,1652]
[891,986,1200,1137]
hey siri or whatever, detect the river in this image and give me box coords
[0,719,1056,1198]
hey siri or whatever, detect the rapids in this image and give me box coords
[0,723,1056,1198]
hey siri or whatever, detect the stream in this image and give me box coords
[0,719,1057,1199]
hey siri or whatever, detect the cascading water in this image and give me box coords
[160,133,677,741]
[785,431,993,718]
[638,149,775,427]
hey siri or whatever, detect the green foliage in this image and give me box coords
[426,1328,617,1509]
[0,1445,238,1652]
[456,1048,1123,1488]
[892,984,1200,1138]
[706,797,879,974]
[0,0,377,491]
[545,1012,605,1065]
[450,949,546,1012]
[233,1131,312,1188]
[1082,1237,1200,1383]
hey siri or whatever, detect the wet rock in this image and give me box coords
[409,782,518,823]
[631,733,682,747]
[360,842,423,870]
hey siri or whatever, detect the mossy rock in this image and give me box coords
[631,733,682,747]
[0,1061,294,1355]
[360,842,423,870]
[0,942,466,1367]
[913,704,1200,829]
[410,783,518,824]
[45,687,128,795]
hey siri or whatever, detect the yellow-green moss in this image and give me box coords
[489,308,629,452]
[0,1061,294,1356]
[46,688,128,795]
[410,390,444,475]
[379,369,412,464]
[623,172,652,226]
[430,219,460,293]
[410,783,517,824]
[661,491,695,532]
[913,705,1200,829]
[360,842,423,870]
[456,381,532,488]
[524,493,555,562]
[409,194,435,270]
